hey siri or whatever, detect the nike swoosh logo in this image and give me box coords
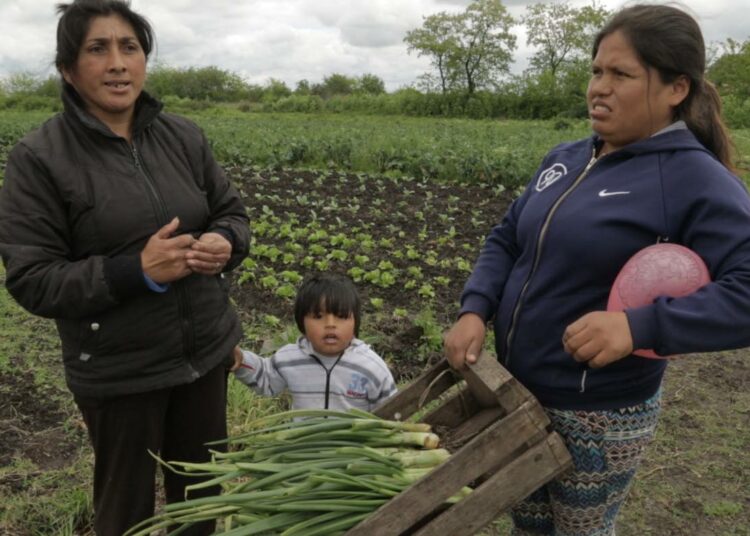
[599,189,630,197]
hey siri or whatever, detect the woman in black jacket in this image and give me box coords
[0,1,249,534]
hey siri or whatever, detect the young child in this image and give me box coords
[232,273,397,411]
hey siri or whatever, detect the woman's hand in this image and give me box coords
[443,313,486,369]
[141,217,196,283]
[563,311,634,368]
[187,232,232,275]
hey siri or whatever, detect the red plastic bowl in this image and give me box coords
[607,243,711,358]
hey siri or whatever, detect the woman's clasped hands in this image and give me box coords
[140,216,231,284]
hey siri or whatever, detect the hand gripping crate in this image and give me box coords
[345,351,573,536]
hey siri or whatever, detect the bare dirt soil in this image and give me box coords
[0,361,87,493]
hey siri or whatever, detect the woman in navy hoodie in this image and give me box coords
[445,4,750,535]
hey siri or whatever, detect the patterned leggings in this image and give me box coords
[511,391,661,536]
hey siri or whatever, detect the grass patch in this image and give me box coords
[0,269,94,535]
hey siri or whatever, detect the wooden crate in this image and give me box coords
[345,351,573,536]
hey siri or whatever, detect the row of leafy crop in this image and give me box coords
[7,87,750,129]
[238,205,475,306]
[2,110,748,189]
[195,112,590,190]
[228,168,510,331]
[0,109,586,190]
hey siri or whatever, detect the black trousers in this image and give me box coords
[74,363,228,536]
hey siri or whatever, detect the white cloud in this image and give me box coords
[0,1,57,77]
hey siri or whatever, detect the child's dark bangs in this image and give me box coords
[315,287,357,318]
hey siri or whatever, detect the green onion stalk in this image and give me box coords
[124,408,471,535]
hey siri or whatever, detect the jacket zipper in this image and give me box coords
[130,142,197,367]
[131,144,169,223]
[311,353,344,409]
[504,150,599,368]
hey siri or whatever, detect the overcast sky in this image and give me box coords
[1,0,749,91]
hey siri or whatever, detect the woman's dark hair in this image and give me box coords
[294,273,362,337]
[593,4,735,169]
[55,0,154,80]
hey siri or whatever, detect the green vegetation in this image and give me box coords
[0,108,591,189]
[710,38,750,129]
[200,112,590,188]
[147,66,387,104]
[0,267,93,534]
[3,110,748,190]
[125,410,451,535]
[405,0,517,94]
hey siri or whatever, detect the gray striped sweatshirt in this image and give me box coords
[233,336,397,412]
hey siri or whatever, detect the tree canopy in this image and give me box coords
[709,38,750,99]
[146,65,252,102]
[523,1,610,82]
[404,0,516,94]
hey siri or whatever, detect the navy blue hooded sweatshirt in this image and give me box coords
[460,126,750,410]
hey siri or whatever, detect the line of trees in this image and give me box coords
[1,0,749,126]
[404,0,609,96]
[405,0,517,95]
[145,67,387,103]
[402,0,608,118]
[0,68,385,105]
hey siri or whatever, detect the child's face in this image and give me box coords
[303,309,356,357]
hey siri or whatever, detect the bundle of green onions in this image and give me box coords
[124,408,469,536]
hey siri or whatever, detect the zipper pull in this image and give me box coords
[131,145,141,171]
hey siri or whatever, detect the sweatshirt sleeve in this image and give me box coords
[233,349,288,396]
[626,154,750,355]
[0,143,133,319]
[459,182,534,321]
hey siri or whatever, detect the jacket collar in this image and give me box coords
[591,122,707,160]
[61,84,164,139]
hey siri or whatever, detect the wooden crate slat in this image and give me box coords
[412,433,573,536]
[461,351,536,412]
[420,386,479,428]
[375,359,457,420]
[448,406,506,447]
[345,400,551,536]
[459,350,514,406]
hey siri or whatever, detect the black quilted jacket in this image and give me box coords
[0,88,249,397]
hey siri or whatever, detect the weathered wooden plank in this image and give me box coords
[345,400,551,536]
[375,359,457,420]
[420,386,479,428]
[377,353,532,423]
[412,433,573,536]
[461,351,536,412]
[494,377,537,415]
[448,406,506,447]
[459,350,513,407]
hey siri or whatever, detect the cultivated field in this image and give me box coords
[1,110,749,535]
